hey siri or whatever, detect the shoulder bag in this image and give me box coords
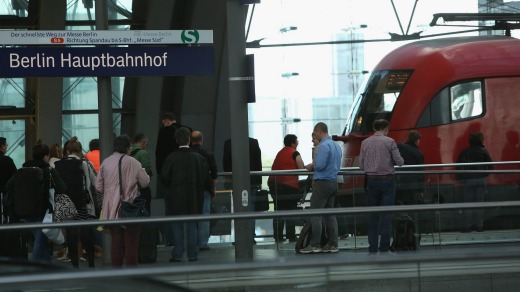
[118,155,149,218]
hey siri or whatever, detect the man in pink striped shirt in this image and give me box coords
[360,119,404,254]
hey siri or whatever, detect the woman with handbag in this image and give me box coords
[54,137,98,268]
[96,135,150,267]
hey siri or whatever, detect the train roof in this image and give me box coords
[375,36,520,79]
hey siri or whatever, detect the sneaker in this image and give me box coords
[321,244,339,253]
[80,253,87,262]
[61,256,71,262]
[299,245,322,254]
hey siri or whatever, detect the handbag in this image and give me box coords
[42,175,65,244]
[118,155,149,218]
[54,193,78,222]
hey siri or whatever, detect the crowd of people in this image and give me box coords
[0,114,495,266]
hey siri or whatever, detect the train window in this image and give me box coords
[450,81,483,121]
[350,70,411,133]
[417,88,450,128]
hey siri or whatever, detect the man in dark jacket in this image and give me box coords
[191,131,217,251]
[160,127,210,262]
[397,130,425,205]
[155,112,190,245]
[456,131,493,232]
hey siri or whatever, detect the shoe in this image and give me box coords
[199,246,210,251]
[321,244,339,253]
[339,234,350,240]
[188,258,198,262]
[461,227,472,233]
[80,253,87,262]
[288,238,297,243]
[61,256,71,262]
[299,245,322,254]
[274,238,285,243]
[166,242,174,247]
[169,258,182,262]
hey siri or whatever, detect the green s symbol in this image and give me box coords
[181,30,200,43]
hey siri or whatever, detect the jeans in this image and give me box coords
[171,221,198,260]
[25,216,51,262]
[463,178,487,229]
[197,191,211,247]
[309,180,338,247]
[366,178,396,252]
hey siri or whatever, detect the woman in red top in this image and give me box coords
[268,134,305,242]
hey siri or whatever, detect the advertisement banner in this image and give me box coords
[0,46,214,77]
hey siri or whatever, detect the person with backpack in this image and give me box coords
[6,142,67,262]
[456,131,493,233]
[54,137,97,268]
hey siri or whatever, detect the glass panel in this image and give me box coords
[0,119,26,167]
[62,113,121,151]
[66,0,133,21]
[450,81,483,121]
[0,78,26,108]
[62,77,124,110]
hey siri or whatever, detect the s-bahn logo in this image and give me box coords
[181,30,200,44]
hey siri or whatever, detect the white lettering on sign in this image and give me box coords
[10,53,56,68]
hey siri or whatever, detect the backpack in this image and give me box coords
[5,167,48,219]
[54,157,89,209]
[390,215,417,251]
[294,220,328,253]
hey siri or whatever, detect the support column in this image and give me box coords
[226,0,254,262]
[95,0,113,161]
[35,1,66,146]
[95,0,113,266]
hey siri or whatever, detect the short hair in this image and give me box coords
[66,136,83,155]
[162,112,176,121]
[469,131,484,146]
[406,130,421,144]
[113,135,132,154]
[133,133,148,144]
[32,142,50,160]
[284,134,298,146]
[373,119,390,131]
[88,139,100,151]
[0,137,6,147]
[314,122,328,133]
[175,127,191,146]
[191,131,203,144]
[49,143,63,159]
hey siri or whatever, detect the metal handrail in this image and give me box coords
[1,200,519,231]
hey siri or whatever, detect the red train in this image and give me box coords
[334,36,520,231]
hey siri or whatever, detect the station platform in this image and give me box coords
[49,230,520,291]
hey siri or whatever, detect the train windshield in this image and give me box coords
[346,70,412,134]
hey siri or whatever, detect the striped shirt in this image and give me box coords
[359,132,404,175]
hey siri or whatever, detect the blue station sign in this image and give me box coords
[0,46,214,77]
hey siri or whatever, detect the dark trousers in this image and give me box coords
[269,182,300,240]
[110,225,141,267]
[66,226,95,268]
